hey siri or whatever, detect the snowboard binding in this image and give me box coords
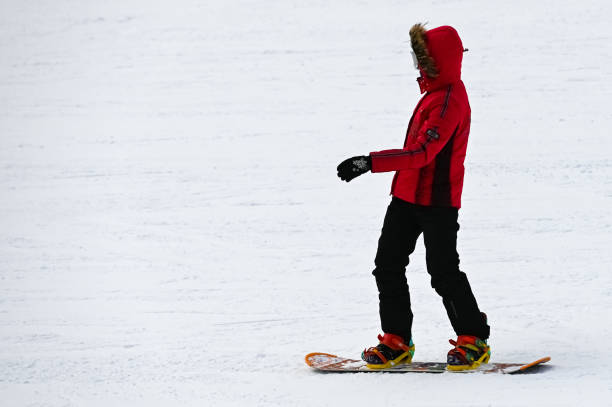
[361,333,415,369]
[446,335,491,371]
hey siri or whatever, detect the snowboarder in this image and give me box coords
[337,23,491,371]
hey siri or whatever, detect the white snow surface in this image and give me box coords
[1,0,612,405]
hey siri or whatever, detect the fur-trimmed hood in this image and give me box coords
[410,24,464,93]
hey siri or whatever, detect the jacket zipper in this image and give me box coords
[391,95,428,194]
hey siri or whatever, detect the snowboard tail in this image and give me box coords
[305,352,551,374]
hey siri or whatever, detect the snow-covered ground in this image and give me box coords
[1,0,612,405]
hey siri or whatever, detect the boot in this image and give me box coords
[361,333,415,369]
[447,335,491,371]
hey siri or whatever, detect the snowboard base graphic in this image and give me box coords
[305,352,551,374]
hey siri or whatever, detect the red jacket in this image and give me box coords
[370,26,470,208]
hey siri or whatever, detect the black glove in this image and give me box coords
[337,155,371,182]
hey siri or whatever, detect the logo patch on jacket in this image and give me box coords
[426,128,440,140]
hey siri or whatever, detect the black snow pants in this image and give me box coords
[373,197,490,342]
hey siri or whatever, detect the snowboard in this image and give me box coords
[305,352,551,374]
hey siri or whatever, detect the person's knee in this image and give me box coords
[426,252,459,276]
[430,270,468,297]
[374,252,409,270]
[373,267,408,294]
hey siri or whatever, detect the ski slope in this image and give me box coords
[1,0,611,405]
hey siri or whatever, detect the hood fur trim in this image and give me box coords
[410,23,439,78]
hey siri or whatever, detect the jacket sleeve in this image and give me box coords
[369,102,461,173]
